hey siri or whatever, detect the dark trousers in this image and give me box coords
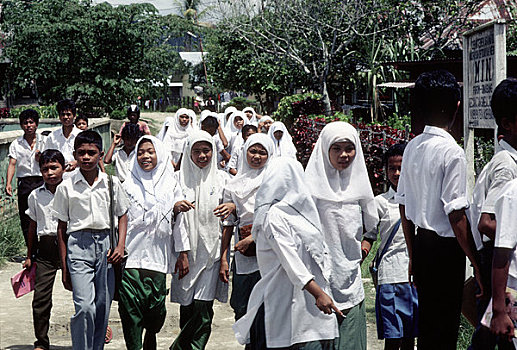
[413,228,465,350]
[17,176,43,247]
[32,236,60,350]
[468,242,515,350]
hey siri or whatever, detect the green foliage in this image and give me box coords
[307,111,353,123]
[273,93,323,126]
[109,109,126,120]
[226,97,257,111]
[474,136,495,174]
[165,105,180,113]
[0,214,25,263]
[380,114,411,130]
[2,0,189,115]
[457,315,475,350]
[8,104,58,119]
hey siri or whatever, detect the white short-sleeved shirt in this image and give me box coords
[53,170,130,233]
[43,126,81,163]
[494,179,517,289]
[395,126,469,238]
[213,134,224,154]
[233,205,338,347]
[228,146,242,171]
[222,188,259,274]
[112,148,134,182]
[25,184,58,236]
[364,187,409,285]
[8,134,46,177]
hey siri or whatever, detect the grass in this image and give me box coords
[360,234,475,349]
[0,211,26,265]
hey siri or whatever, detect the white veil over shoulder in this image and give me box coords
[179,130,225,268]
[268,121,297,158]
[225,133,274,202]
[305,121,373,203]
[253,157,332,281]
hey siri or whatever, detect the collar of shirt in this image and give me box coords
[499,140,517,162]
[385,186,396,200]
[423,125,456,143]
[72,169,107,189]
[58,126,81,139]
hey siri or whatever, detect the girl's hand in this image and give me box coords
[22,257,32,269]
[235,235,253,255]
[175,252,189,279]
[174,200,195,213]
[219,260,230,283]
[213,203,236,219]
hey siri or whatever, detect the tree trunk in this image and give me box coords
[322,79,332,116]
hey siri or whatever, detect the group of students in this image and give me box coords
[7,68,517,350]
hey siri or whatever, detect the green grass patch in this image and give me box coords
[0,212,25,265]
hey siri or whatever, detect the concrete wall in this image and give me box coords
[0,118,111,215]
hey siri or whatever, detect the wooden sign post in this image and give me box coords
[463,20,506,194]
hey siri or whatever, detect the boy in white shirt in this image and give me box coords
[23,149,65,350]
[5,109,45,246]
[42,99,81,172]
[104,123,142,182]
[228,125,257,176]
[395,70,482,350]
[54,130,130,350]
[469,78,517,349]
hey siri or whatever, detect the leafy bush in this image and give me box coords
[110,109,126,120]
[166,105,179,113]
[273,93,323,127]
[0,214,25,263]
[227,97,257,111]
[382,113,411,130]
[8,104,59,119]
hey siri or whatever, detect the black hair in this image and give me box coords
[121,123,143,141]
[57,99,77,116]
[39,149,65,169]
[201,116,219,129]
[74,130,103,151]
[19,109,39,125]
[491,78,517,133]
[75,115,88,125]
[242,124,258,138]
[384,143,406,167]
[412,70,461,122]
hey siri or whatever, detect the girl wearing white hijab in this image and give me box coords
[305,121,376,350]
[156,108,194,167]
[119,136,189,349]
[220,133,274,322]
[225,111,250,155]
[268,121,297,159]
[170,130,235,349]
[258,115,274,133]
[224,106,238,127]
[243,106,258,127]
[233,157,340,349]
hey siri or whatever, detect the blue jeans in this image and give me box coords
[67,230,114,350]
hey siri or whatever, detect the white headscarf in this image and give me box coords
[225,133,274,202]
[243,107,258,126]
[253,157,332,281]
[268,121,297,158]
[305,121,374,203]
[179,130,226,268]
[224,106,238,127]
[123,136,176,229]
[158,108,194,153]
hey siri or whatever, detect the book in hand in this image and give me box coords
[481,286,517,346]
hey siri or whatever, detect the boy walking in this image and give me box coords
[54,130,129,350]
[395,70,482,350]
[23,149,66,350]
[5,109,45,246]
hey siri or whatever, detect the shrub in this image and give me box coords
[226,97,257,111]
[110,109,126,120]
[273,93,323,127]
[8,104,59,119]
[0,213,25,263]
[165,105,179,113]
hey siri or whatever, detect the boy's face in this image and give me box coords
[74,143,103,172]
[21,118,38,135]
[201,124,217,136]
[59,109,75,127]
[387,155,402,189]
[128,113,139,123]
[124,138,138,151]
[243,129,257,142]
[328,141,356,171]
[75,119,88,130]
[137,141,158,171]
[41,161,64,187]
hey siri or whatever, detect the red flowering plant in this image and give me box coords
[0,108,9,119]
[292,116,414,195]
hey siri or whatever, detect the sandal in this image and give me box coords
[105,325,113,344]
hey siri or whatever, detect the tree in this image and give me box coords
[1,0,188,114]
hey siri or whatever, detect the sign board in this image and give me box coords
[463,21,506,129]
